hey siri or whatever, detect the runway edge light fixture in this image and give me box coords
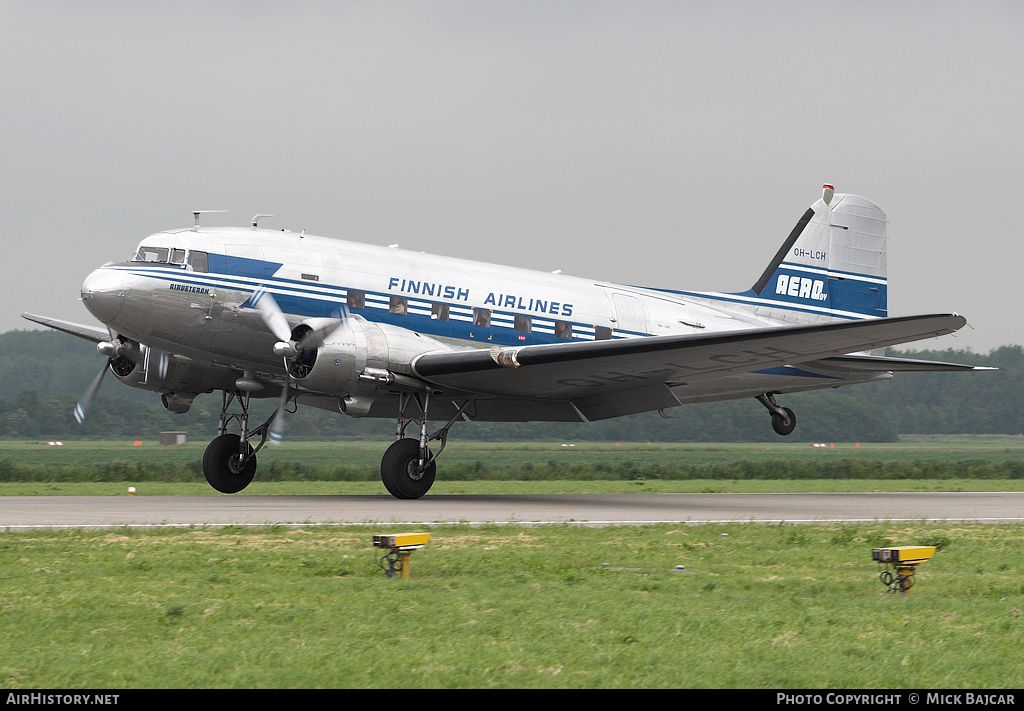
[872,546,936,595]
[374,533,431,579]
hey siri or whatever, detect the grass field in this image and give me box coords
[2,436,1022,689]
[2,522,1023,688]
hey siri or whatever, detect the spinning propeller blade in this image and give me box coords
[75,364,109,424]
[249,289,352,444]
[269,381,289,446]
[295,305,351,351]
[251,288,293,343]
[75,331,142,424]
[251,286,350,358]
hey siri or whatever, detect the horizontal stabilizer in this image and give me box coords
[815,354,994,373]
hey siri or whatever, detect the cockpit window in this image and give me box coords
[131,246,195,268]
[132,246,170,263]
[187,250,208,273]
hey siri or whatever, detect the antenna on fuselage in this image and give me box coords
[192,210,227,231]
[251,214,274,229]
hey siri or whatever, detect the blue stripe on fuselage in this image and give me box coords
[112,258,639,348]
[762,264,887,317]
[207,253,283,279]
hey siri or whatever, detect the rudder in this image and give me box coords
[747,186,887,323]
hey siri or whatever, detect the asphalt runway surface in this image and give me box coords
[2,492,1024,529]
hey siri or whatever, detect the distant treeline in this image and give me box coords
[1,329,1021,442]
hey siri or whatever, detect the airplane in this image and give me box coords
[23,185,988,498]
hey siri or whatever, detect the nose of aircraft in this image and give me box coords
[81,267,126,323]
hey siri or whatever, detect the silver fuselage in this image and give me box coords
[79,225,888,420]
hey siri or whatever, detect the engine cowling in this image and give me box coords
[107,339,237,411]
[287,317,452,414]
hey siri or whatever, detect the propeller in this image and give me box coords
[250,286,350,444]
[268,380,289,446]
[74,365,108,424]
[251,287,293,344]
[253,287,350,354]
[252,287,348,355]
[75,334,140,424]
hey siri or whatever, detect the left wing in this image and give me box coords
[22,312,109,343]
[412,313,968,401]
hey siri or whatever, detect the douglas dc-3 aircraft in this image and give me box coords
[24,185,985,498]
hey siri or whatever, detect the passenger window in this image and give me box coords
[389,297,408,315]
[431,303,450,321]
[473,308,491,327]
[347,290,365,309]
[514,315,532,333]
[187,250,208,273]
[594,326,612,340]
[554,321,573,339]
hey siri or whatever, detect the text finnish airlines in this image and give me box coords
[388,277,574,317]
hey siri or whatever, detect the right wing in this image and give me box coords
[412,313,970,402]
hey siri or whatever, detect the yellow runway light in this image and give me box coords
[374,533,431,579]
[373,533,431,549]
[872,546,937,595]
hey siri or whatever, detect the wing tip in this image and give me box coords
[19,313,109,343]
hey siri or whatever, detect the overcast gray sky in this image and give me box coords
[3,1,1020,353]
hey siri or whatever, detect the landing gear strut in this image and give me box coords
[756,393,797,436]
[381,392,468,499]
[202,390,278,493]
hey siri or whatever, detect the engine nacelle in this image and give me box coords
[109,339,237,406]
[288,317,451,413]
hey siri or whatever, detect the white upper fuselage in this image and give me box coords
[84,224,772,372]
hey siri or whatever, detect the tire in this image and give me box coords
[203,433,257,493]
[771,407,797,436]
[380,438,436,499]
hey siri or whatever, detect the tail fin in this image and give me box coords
[747,186,887,323]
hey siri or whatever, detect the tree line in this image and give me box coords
[1,329,1020,442]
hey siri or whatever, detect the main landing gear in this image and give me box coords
[756,393,797,436]
[201,388,467,498]
[202,391,279,493]
[381,392,469,499]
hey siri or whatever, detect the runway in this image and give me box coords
[3,492,1024,529]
